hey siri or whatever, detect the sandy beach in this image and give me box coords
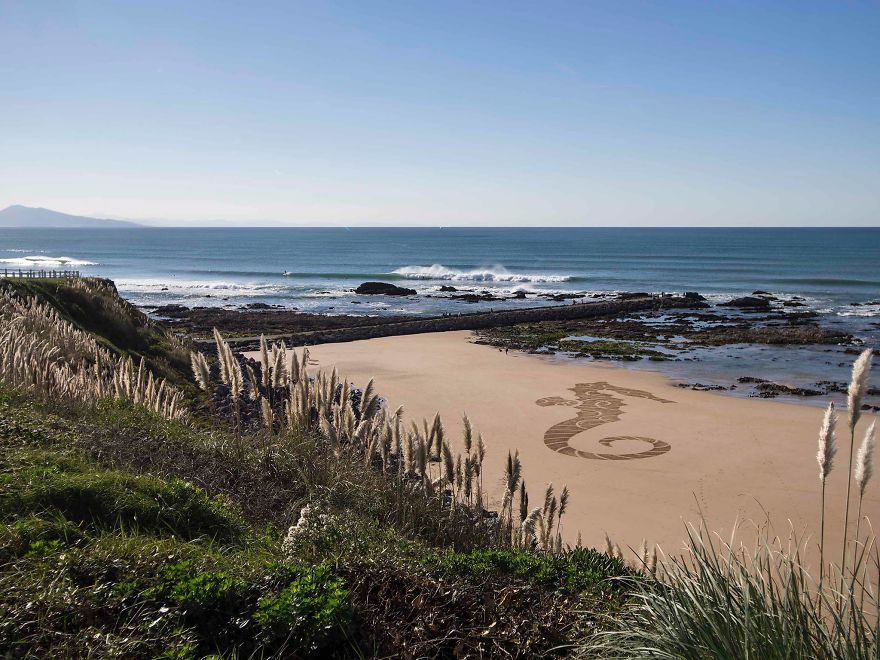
[250,331,877,563]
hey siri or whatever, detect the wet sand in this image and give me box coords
[249,330,878,564]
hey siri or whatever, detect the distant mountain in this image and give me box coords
[0,205,140,228]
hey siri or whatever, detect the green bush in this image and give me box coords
[253,563,350,653]
[432,547,633,592]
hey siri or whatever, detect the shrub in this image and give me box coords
[433,546,633,592]
[253,564,350,653]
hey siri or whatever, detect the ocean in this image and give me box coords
[2,226,878,404]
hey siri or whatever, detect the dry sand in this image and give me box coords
[250,331,878,564]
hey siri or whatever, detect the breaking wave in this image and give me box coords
[391,264,574,284]
[0,255,97,267]
[115,279,288,298]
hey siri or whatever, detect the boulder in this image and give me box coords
[439,285,457,292]
[721,296,771,310]
[355,281,417,296]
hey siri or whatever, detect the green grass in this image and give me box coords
[0,384,631,657]
[429,547,634,593]
[0,449,246,543]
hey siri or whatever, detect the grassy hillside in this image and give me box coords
[0,278,876,658]
[0,279,633,657]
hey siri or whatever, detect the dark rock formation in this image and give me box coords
[439,285,457,292]
[539,292,584,301]
[721,296,772,310]
[355,282,417,296]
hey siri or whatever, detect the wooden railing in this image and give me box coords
[0,269,81,279]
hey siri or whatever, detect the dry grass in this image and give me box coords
[0,285,187,421]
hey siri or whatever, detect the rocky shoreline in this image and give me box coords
[142,284,878,405]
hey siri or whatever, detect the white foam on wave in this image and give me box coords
[0,255,97,267]
[392,264,572,284]
[837,303,880,318]
[116,278,288,298]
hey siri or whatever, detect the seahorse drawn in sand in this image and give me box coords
[536,381,674,460]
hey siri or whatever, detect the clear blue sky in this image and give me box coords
[1,1,878,226]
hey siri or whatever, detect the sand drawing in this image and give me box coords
[536,381,674,460]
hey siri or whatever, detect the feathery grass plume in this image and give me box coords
[817,402,837,483]
[477,433,486,464]
[852,421,876,565]
[190,351,211,391]
[519,480,529,522]
[391,407,403,461]
[646,544,658,575]
[432,413,445,461]
[422,418,433,462]
[416,437,427,479]
[559,485,570,519]
[505,450,522,495]
[816,401,837,599]
[842,349,874,582]
[405,431,416,475]
[855,421,876,497]
[464,456,473,503]
[542,483,555,518]
[289,347,301,385]
[260,395,273,430]
[462,414,473,455]
[246,364,260,400]
[521,507,542,547]
[442,441,455,489]
[360,378,382,420]
[604,533,614,556]
[259,334,270,389]
[271,344,286,389]
[847,349,873,432]
[213,327,230,384]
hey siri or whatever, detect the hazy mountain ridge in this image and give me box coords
[0,205,139,228]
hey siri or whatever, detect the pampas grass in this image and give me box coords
[0,286,187,421]
[842,349,874,582]
[190,351,211,391]
[852,421,876,568]
[817,401,837,598]
[193,331,571,553]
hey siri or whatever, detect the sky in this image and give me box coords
[1,1,878,227]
